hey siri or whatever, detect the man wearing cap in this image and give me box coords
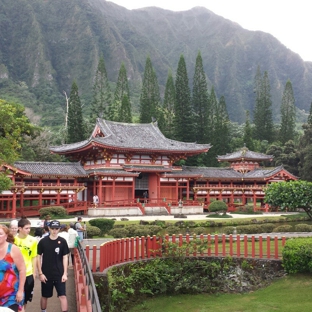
[37,220,69,312]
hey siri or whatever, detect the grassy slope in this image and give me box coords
[129,273,312,312]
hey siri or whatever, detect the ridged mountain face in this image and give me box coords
[0,0,311,124]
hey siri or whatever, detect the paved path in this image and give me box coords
[26,268,77,312]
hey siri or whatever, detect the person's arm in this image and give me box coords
[11,244,26,303]
[62,253,68,282]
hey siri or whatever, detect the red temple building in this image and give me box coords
[0,119,297,218]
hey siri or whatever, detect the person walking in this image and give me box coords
[93,194,99,207]
[67,223,79,266]
[74,217,85,242]
[0,224,26,312]
[14,218,38,312]
[37,220,69,312]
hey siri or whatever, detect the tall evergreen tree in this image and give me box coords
[162,70,176,138]
[192,51,209,144]
[118,95,132,123]
[253,70,274,142]
[298,102,312,180]
[109,63,132,122]
[139,56,162,123]
[67,81,85,143]
[174,55,194,142]
[279,80,296,144]
[91,56,112,120]
[243,111,255,151]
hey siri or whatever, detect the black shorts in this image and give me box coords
[41,279,66,298]
[24,275,35,303]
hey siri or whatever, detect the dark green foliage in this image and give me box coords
[174,55,194,142]
[282,238,312,273]
[88,218,115,235]
[279,80,296,144]
[38,206,68,218]
[161,70,176,138]
[273,225,293,232]
[265,180,312,219]
[236,225,264,234]
[208,200,228,213]
[109,62,132,122]
[192,51,209,144]
[253,69,274,142]
[106,257,283,311]
[85,225,101,238]
[66,81,85,143]
[91,56,112,120]
[139,56,162,124]
[294,224,312,232]
[243,111,255,150]
[108,224,163,238]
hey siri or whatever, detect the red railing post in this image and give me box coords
[200,234,204,256]
[186,234,190,257]
[236,235,240,257]
[92,245,97,272]
[251,236,255,258]
[207,234,211,256]
[214,234,218,256]
[136,236,140,259]
[244,235,248,258]
[125,238,130,262]
[130,237,135,261]
[121,239,125,262]
[85,245,90,261]
[267,236,271,259]
[141,236,145,259]
[146,236,151,258]
[274,236,279,259]
[259,236,263,258]
[229,234,233,256]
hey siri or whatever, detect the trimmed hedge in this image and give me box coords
[39,206,67,218]
[282,237,312,273]
[88,218,115,235]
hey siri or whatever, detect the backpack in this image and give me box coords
[74,222,79,230]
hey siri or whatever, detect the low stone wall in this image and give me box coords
[88,207,143,217]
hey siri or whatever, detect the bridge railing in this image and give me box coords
[84,234,287,272]
[74,241,102,312]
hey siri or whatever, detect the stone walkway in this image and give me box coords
[26,267,76,312]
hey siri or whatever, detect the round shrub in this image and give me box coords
[236,224,263,234]
[260,223,276,233]
[223,226,236,235]
[109,228,130,238]
[273,225,293,233]
[294,224,312,232]
[85,225,101,238]
[191,227,207,235]
[39,206,68,218]
[164,226,182,235]
[88,218,115,235]
[208,201,228,214]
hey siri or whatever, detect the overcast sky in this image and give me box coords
[108,0,312,62]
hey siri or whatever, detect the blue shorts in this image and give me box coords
[41,279,66,298]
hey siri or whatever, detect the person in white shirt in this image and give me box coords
[93,194,99,207]
[67,223,79,266]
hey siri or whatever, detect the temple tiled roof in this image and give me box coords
[14,162,87,176]
[163,165,295,180]
[85,168,139,176]
[123,165,173,172]
[50,119,211,154]
[217,146,273,162]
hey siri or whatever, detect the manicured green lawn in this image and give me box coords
[129,273,312,312]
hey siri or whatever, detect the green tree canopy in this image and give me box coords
[0,99,38,192]
[265,180,312,219]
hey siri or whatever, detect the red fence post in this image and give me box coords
[125,238,130,262]
[267,236,271,259]
[244,235,248,257]
[274,236,279,259]
[207,234,211,256]
[121,239,125,262]
[130,237,135,261]
[251,236,255,258]
[136,236,140,259]
[259,236,263,258]
[141,236,145,259]
[92,245,97,272]
[146,236,151,258]
[85,245,90,261]
[236,235,240,257]
[229,234,233,256]
[214,234,218,256]
[200,234,204,256]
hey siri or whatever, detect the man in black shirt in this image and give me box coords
[37,220,69,312]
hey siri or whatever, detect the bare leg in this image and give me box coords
[41,297,48,310]
[59,295,68,311]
